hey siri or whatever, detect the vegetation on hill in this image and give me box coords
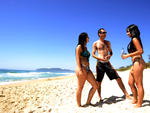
[117,62,150,71]
[146,62,150,68]
[116,65,132,71]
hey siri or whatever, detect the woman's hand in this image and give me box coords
[76,67,82,73]
[76,67,87,79]
[121,54,129,59]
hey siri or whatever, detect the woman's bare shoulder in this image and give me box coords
[76,45,82,51]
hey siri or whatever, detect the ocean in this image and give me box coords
[0,69,74,85]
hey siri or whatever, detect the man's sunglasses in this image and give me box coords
[99,31,107,34]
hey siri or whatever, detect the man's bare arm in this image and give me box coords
[107,41,113,56]
[105,41,113,60]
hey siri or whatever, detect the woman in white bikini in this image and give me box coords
[75,32,99,107]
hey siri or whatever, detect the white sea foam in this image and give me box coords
[3,72,74,77]
[0,71,74,85]
[2,72,52,77]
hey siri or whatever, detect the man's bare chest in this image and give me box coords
[96,42,108,50]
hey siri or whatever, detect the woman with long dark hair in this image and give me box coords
[75,32,99,107]
[122,24,145,107]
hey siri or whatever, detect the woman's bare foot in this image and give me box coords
[132,99,138,104]
[134,104,142,108]
[77,104,82,107]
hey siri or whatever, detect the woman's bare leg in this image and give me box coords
[133,62,144,107]
[76,70,87,107]
[128,69,138,104]
[86,71,99,105]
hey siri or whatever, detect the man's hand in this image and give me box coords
[98,57,108,62]
[105,55,111,60]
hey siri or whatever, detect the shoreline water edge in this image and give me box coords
[0,70,74,85]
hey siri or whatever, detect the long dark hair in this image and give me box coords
[126,24,140,38]
[126,24,143,48]
[77,32,88,50]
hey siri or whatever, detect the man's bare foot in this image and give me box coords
[82,103,93,107]
[99,99,103,102]
[85,102,91,106]
[125,95,132,99]
[98,96,102,101]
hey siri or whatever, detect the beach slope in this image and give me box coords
[0,69,150,113]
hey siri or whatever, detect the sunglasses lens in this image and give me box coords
[99,32,107,34]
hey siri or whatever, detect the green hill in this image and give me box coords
[117,62,150,71]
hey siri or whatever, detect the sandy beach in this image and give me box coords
[0,69,150,113]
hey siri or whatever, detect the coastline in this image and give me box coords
[0,69,150,113]
[0,74,74,87]
[0,73,74,86]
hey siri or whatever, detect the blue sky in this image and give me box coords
[0,0,150,70]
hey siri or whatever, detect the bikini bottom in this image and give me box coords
[132,57,146,68]
[81,64,90,72]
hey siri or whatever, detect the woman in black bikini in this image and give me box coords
[122,24,145,107]
[75,32,99,107]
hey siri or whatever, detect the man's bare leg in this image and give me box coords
[116,78,131,99]
[97,81,103,101]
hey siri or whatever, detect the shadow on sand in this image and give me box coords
[142,100,150,107]
[82,95,125,108]
[95,95,125,107]
[82,95,150,108]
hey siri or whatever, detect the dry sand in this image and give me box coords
[0,69,150,113]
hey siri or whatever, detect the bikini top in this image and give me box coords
[80,49,90,61]
[127,37,143,53]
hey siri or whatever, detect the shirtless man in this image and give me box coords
[92,28,130,101]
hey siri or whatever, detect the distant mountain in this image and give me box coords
[0,69,31,73]
[0,68,74,73]
[36,68,74,73]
